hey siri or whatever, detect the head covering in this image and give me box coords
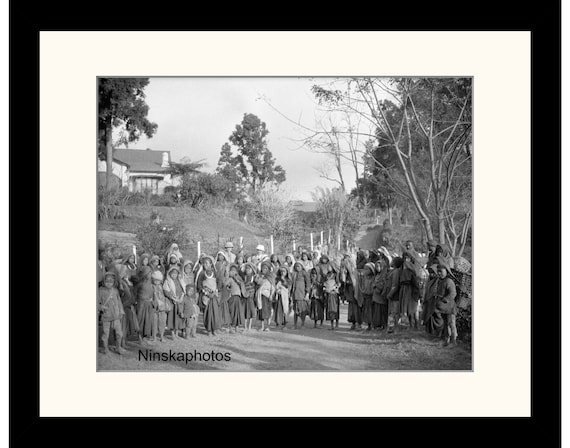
[293,261,305,271]
[138,265,152,280]
[167,265,181,276]
[201,255,216,271]
[260,260,273,272]
[364,262,376,274]
[244,261,258,274]
[182,259,194,271]
[300,251,312,260]
[225,241,234,249]
[115,264,129,279]
[150,255,160,264]
[151,271,164,281]
[216,250,228,263]
[228,263,239,272]
[104,271,117,279]
[320,254,329,263]
[285,253,296,265]
[168,253,180,263]
[428,264,439,274]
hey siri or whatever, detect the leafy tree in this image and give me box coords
[220,113,286,193]
[98,78,158,190]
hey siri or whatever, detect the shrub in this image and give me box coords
[456,305,472,343]
[135,220,189,256]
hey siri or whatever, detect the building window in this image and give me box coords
[132,177,160,195]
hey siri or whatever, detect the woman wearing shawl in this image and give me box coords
[122,253,138,282]
[421,264,444,337]
[273,266,291,329]
[135,265,156,342]
[149,255,165,277]
[270,254,281,272]
[135,253,151,283]
[215,250,232,331]
[196,255,221,336]
[299,251,313,272]
[236,254,246,275]
[291,261,311,329]
[163,265,186,339]
[166,252,182,272]
[284,253,296,274]
[341,254,363,330]
[255,261,275,332]
[165,243,184,266]
[241,261,258,332]
[359,262,376,331]
[226,263,246,333]
[372,257,390,330]
[323,260,341,330]
[180,260,195,292]
[309,268,324,328]
[386,257,403,333]
[399,251,422,330]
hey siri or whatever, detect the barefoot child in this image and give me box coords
[323,269,340,330]
[98,271,126,354]
[309,268,324,328]
[151,271,169,342]
[291,262,310,329]
[255,261,275,332]
[181,283,199,338]
[227,264,246,333]
[241,262,257,332]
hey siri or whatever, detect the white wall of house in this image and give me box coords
[98,160,128,185]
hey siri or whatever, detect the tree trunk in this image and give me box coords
[105,120,113,191]
[388,206,392,225]
[422,218,435,242]
[438,211,446,245]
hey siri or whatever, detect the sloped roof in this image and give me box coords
[113,148,170,173]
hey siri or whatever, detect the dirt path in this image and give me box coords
[97,304,471,371]
[353,224,382,250]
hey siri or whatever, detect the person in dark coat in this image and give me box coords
[422,264,444,337]
[291,262,310,329]
[435,264,458,346]
[386,257,403,333]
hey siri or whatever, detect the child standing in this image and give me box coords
[241,262,257,332]
[372,258,390,330]
[422,265,444,337]
[117,264,142,347]
[386,257,403,333]
[163,266,185,340]
[227,264,246,333]
[197,255,221,336]
[98,271,126,355]
[323,270,340,330]
[135,266,156,342]
[434,264,458,346]
[255,261,275,332]
[215,251,231,332]
[181,283,199,338]
[341,255,363,330]
[151,271,169,342]
[359,262,376,331]
[274,266,291,330]
[291,262,310,329]
[309,268,324,328]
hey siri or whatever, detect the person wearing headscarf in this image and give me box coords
[236,253,246,275]
[356,249,369,270]
[166,252,182,272]
[323,264,341,330]
[97,248,107,287]
[291,261,311,329]
[196,255,221,336]
[422,264,444,337]
[255,260,276,332]
[274,266,291,329]
[122,253,138,283]
[135,266,156,342]
[165,243,184,266]
[399,251,422,330]
[403,240,421,262]
[149,255,165,277]
[135,253,151,284]
[312,250,321,265]
[299,252,313,272]
[163,265,186,339]
[226,263,246,333]
[426,240,438,268]
[283,253,295,273]
[359,262,376,331]
[241,261,258,332]
[386,257,403,333]
[151,270,169,342]
[180,259,195,293]
[270,254,281,273]
[372,257,390,330]
[309,268,324,328]
[215,251,232,331]
[341,254,363,330]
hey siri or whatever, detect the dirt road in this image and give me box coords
[97,303,471,371]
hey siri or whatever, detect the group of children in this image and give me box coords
[97,239,460,355]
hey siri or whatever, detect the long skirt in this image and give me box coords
[372,301,388,328]
[137,300,155,338]
[228,295,245,326]
[219,296,231,326]
[325,292,340,321]
[310,297,325,321]
[361,294,373,325]
[242,295,256,319]
[257,295,272,320]
[167,301,185,331]
[293,299,310,318]
[273,296,287,325]
[400,284,419,317]
[347,300,362,324]
[204,297,222,333]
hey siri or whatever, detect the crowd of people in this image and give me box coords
[97,239,460,355]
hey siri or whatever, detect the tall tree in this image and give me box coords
[98,78,158,190]
[223,113,286,193]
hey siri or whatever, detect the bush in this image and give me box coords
[135,221,189,256]
[456,305,472,343]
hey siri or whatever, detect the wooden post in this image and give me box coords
[132,245,137,264]
[270,235,274,254]
[197,241,201,259]
[310,233,314,252]
[239,236,243,248]
[337,234,341,251]
[346,239,349,250]
[293,239,296,252]
[328,228,331,244]
[320,231,323,247]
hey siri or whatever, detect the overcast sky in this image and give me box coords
[123,77,375,201]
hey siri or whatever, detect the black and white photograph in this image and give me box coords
[96,76,473,371]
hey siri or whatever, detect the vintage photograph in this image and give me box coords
[96,77,473,371]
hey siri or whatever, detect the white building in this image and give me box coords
[98,148,179,195]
